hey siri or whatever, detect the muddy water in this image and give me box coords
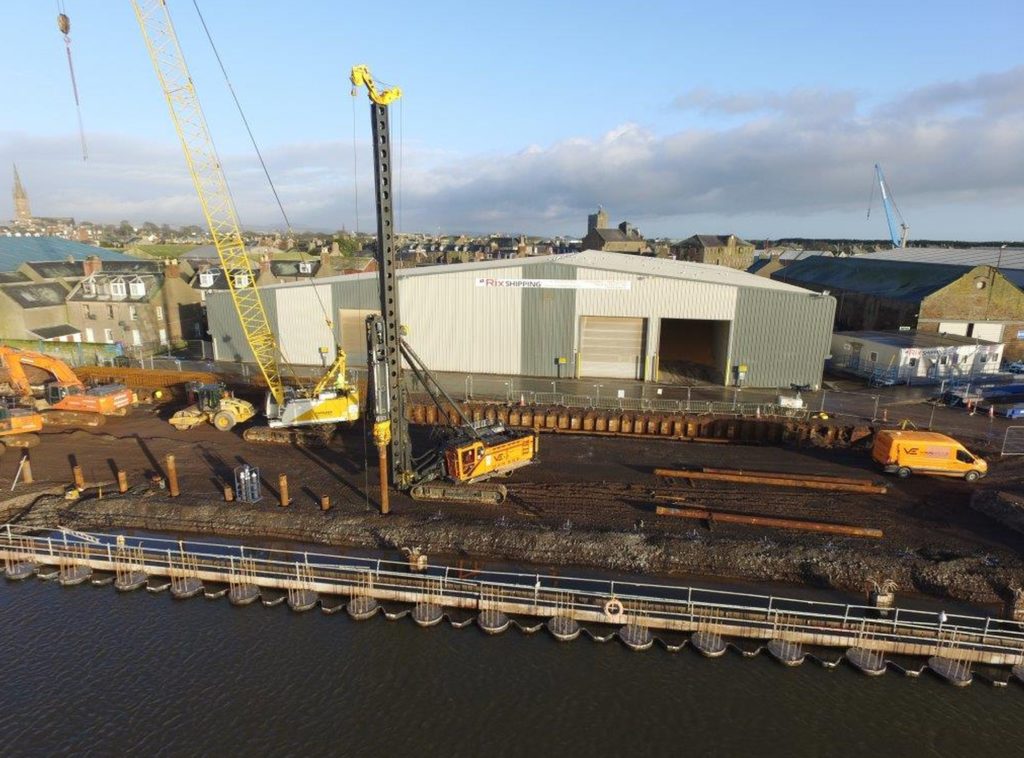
[1,579,1022,757]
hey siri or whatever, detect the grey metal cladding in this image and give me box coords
[731,288,836,388]
[329,277,379,311]
[520,261,576,376]
[208,289,278,363]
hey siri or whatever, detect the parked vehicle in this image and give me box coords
[1006,360,1024,374]
[872,430,987,482]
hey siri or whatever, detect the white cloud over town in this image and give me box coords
[2,65,1023,239]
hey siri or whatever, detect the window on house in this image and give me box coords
[81,278,96,297]
[199,271,215,288]
[109,279,127,298]
[128,278,145,298]
[961,355,969,364]
[129,306,138,321]
[156,306,164,321]
[940,356,948,365]
[107,305,115,320]
[869,351,878,362]
[233,273,251,288]
[298,261,313,274]
[103,328,113,343]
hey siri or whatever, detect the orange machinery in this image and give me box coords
[0,346,134,426]
[0,405,43,456]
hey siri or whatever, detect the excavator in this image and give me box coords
[0,346,134,427]
[0,405,43,457]
[131,1,359,444]
[353,66,538,509]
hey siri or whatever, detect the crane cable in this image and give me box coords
[57,3,88,161]
[191,0,337,384]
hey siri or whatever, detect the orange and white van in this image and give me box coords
[872,430,987,482]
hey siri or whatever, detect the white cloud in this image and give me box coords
[2,66,1023,239]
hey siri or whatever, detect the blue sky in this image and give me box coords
[1,0,1022,240]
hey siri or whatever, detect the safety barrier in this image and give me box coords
[3,525,1023,668]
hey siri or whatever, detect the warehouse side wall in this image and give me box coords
[730,289,835,388]
[208,290,278,364]
[520,262,576,377]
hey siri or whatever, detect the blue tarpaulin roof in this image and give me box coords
[0,237,128,271]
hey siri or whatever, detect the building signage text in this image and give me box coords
[475,278,631,291]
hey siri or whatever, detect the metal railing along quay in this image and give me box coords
[3,525,1024,677]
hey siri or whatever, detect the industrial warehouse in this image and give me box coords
[207,250,836,389]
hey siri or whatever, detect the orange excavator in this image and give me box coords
[0,346,134,427]
[0,405,42,456]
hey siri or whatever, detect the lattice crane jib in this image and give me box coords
[130,0,285,405]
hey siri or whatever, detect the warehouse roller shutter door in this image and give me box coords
[579,316,645,379]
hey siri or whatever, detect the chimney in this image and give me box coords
[259,254,271,277]
[83,254,102,277]
[165,257,181,280]
[320,247,331,269]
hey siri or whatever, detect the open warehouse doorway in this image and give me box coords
[657,318,730,383]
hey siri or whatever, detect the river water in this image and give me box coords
[1,578,1023,757]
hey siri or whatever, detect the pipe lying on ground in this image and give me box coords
[653,468,888,494]
[654,505,884,539]
[699,467,878,487]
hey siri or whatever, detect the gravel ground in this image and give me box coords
[3,405,1023,608]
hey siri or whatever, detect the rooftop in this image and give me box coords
[0,281,69,308]
[259,249,815,294]
[22,260,86,279]
[835,330,998,349]
[773,257,968,301]
[858,246,1024,270]
[28,324,80,340]
[0,237,127,270]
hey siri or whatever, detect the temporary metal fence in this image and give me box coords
[1002,427,1024,457]
[4,525,1024,664]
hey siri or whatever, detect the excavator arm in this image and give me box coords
[0,346,82,397]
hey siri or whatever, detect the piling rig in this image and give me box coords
[352,65,538,511]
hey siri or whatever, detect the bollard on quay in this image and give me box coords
[278,474,290,507]
[320,495,331,512]
[21,455,33,485]
[72,464,85,490]
[117,470,128,494]
[224,484,235,502]
[165,454,180,497]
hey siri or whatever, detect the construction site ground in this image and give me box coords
[3,404,1023,611]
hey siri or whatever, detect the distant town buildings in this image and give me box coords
[581,207,648,254]
[673,235,755,270]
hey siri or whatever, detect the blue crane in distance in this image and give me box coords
[868,164,909,248]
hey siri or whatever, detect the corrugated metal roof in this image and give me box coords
[856,247,1024,270]
[773,257,967,301]
[256,250,811,294]
[0,237,127,269]
[835,330,997,348]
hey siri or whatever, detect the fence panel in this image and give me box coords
[1002,427,1024,456]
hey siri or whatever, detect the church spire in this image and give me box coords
[12,163,32,222]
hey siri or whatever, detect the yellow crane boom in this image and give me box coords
[130,0,284,404]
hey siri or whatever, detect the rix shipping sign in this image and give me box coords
[475,277,630,291]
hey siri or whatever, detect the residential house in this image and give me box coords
[672,235,756,270]
[0,280,77,341]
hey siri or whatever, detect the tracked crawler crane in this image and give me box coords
[130,1,358,443]
[351,66,538,511]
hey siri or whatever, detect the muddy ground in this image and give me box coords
[2,405,1023,609]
